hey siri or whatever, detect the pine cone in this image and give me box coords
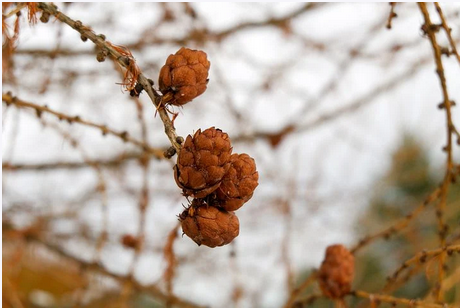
[174,127,232,198]
[213,153,259,211]
[159,47,210,106]
[180,201,239,248]
[318,244,355,299]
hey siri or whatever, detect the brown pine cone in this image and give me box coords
[174,127,232,198]
[318,244,355,299]
[180,201,239,248]
[159,47,210,106]
[214,153,259,211]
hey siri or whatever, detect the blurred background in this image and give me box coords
[2,3,460,308]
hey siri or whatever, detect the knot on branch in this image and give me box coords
[120,131,129,142]
[129,79,153,97]
[101,125,108,136]
[40,11,50,23]
[175,136,184,144]
[163,146,176,159]
[74,20,83,29]
[96,48,109,62]
[421,23,442,35]
[440,46,451,57]
[419,250,427,263]
[438,100,456,109]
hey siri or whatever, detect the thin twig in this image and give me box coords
[2,92,164,159]
[36,2,182,154]
[120,97,151,306]
[3,3,27,19]
[235,57,430,144]
[291,293,322,307]
[434,2,460,65]
[283,271,318,308]
[351,188,441,254]
[384,244,460,290]
[418,3,457,301]
[163,223,180,305]
[38,119,110,307]
[351,290,454,308]
[386,3,397,30]
[2,152,145,171]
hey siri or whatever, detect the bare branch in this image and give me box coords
[36,2,182,154]
[2,92,165,159]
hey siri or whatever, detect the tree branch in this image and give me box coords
[418,3,457,301]
[434,2,460,65]
[351,290,455,308]
[2,92,165,159]
[37,2,182,155]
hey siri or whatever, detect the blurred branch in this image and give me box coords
[163,224,180,305]
[210,3,325,41]
[36,117,111,306]
[27,236,206,308]
[2,275,25,308]
[2,152,147,171]
[291,293,322,307]
[283,271,318,308]
[235,57,429,144]
[379,262,427,298]
[14,3,325,59]
[2,92,164,159]
[136,3,326,47]
[2,3,27,19]
[384,244,460,289]
[434,2,460,65]
[440,266,460,294]
[386,3,398,29]
[120,100,151,305]
[293,11,389,119]
[351,290,454,308]
[15,48,93,57]
[351,188,441,254]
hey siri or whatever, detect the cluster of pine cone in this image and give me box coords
[157,48,258,247]
[174,127,259,248]
[318,244,355,299]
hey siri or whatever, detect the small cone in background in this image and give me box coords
[174,127,232,198]
[159,47,210,106]
[318,244,355,299]
[214,153,259,211]
[180,200,239,248]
